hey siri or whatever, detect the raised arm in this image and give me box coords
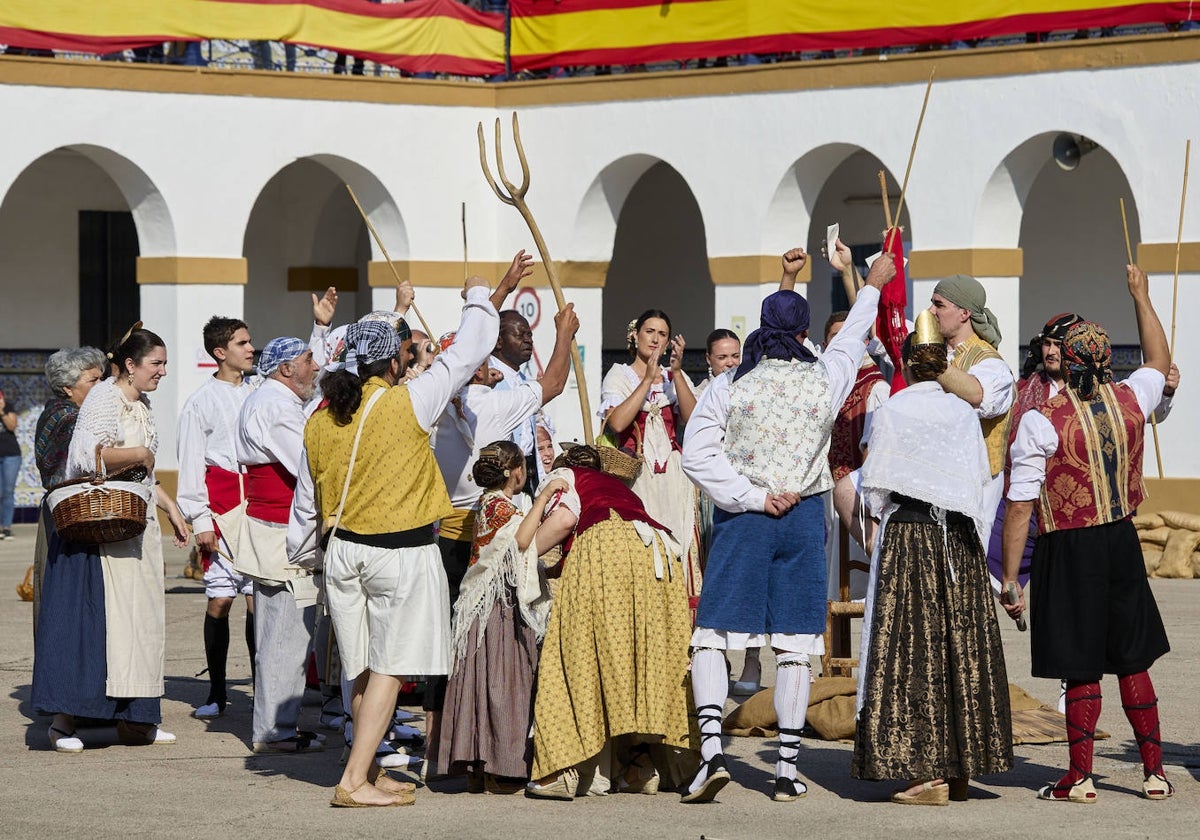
[537,304,580,404]
[779,247,807,292]
[1128,264,1169,377]
[490,249,535,311]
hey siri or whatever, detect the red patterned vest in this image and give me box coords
[828,364,886,481]
[1035,382,1145,534]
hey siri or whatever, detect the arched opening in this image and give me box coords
[0,144,173,513]
[595,159,712,374]
[769,147,912,344]
[989,134,1140,346]
[241,156,405,344]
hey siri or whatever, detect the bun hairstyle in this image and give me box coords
[627,309,672,358]
[108,323,165,375]
[551,444,601,472]
[471,440,524,490]
[901,332,948,382]
[705,328,739,354]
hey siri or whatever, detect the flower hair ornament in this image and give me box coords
[626,319,638,350]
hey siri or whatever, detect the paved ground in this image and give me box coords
[1,522,1197,839]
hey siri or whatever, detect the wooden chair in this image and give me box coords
[821,521,870,677]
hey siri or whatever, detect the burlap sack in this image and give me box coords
[1153,529,1200,579]
[1132,513,1165,530]
[1143,548,1163,576]
[1159,510,1200,532]
[1192,551,1200,578]
[1138,527,1172,547]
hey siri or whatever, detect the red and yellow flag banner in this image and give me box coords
[509,1,1197,71]
[2,2,1196,76]
[0,0,506,76]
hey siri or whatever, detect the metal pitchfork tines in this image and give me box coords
[478,111,594,445]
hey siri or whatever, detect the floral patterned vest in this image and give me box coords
[1035,382,1146,534]
[724,358,834,497]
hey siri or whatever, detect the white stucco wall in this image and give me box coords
[3,55,1200,476]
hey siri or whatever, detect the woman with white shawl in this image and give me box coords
[438,440,553,792]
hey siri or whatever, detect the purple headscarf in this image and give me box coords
[732,290,816,381]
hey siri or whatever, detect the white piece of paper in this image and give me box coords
[865,250,908,270]
[826,223,839,261]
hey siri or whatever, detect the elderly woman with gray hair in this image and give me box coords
[30,347,107,631]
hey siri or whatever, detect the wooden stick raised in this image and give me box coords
[345,184,434,339]
[885,68,935,251]
[878,170,893,231]
[461,202,469,282]
[1170,139,1190,359]
[1121,197,1164,479]
[478,112,595,446]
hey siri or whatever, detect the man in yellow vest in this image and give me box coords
[928,274,1016,551]
[288,274,498,807]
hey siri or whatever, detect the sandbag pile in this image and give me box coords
[1135,511,1200,578]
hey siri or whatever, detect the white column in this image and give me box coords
[139,284,245,472]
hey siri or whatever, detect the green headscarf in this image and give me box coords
[933,274,1002,348]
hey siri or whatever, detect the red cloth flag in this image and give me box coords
[876,227,908,394]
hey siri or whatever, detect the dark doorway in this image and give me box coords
[78,210,139,349]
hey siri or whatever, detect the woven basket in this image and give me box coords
[596,417,643,483]
[48,447,150,545]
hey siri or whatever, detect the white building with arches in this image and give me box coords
[2,33,1198,509]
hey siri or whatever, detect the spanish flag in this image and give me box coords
[0,0,506,76]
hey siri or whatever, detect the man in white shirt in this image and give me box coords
[681,255,896,804]
[235,337,323,753]
[927,274,1016,551]
[176,291,338,720]
[1002,264,1173,803]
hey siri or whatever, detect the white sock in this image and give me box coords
[773,652,811,781]
[688,648,729,794]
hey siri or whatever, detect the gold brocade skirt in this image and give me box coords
[531,513,694,779]
[852,516,1013,781]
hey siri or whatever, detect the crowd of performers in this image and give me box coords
[25,237,1180,807]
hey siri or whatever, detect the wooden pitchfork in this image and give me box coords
[478,112,594,445]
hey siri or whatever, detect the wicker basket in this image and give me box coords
[48,447,150,545]
[596,417,643,483]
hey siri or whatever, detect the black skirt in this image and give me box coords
[1029,518,1169,681]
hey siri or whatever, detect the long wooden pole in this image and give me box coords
[885,68,935,251]
[878,170,893,231]
[1170,140,1190,359]
[478,114,594,445]
[1121,197,1164,479]
[461,202,468,281]
[345,184,434,339]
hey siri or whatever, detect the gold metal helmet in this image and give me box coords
[913,309,945,346]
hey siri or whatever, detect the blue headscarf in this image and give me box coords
[257,337,307,377]
[732,290,816,381]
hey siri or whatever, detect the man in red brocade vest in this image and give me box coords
[1002,264,1174,803]
[235,337,324,754]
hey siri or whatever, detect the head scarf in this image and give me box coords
[933,274,1002,348]
[257,337,307,377]
[359,310,412,343]
[329,320,401,375]
[1062,320,1112,400]
[732,290,815,381]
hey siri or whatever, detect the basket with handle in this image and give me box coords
[47,446,150,545]
[596,415,644,483]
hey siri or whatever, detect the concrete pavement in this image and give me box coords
[1,522,1197,840]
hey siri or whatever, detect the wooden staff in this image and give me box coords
[461,201,469,281]
[1170,139,1190,359]
[1121,197,1164,479]
[885,68,935,252]
[478,112,594,445]
[345,184,434,339]
[878,170,893,231]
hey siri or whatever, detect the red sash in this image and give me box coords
[245,462,297,525]
[562,467,668,556]
[201,465,244,568]
[616,374,682,475]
